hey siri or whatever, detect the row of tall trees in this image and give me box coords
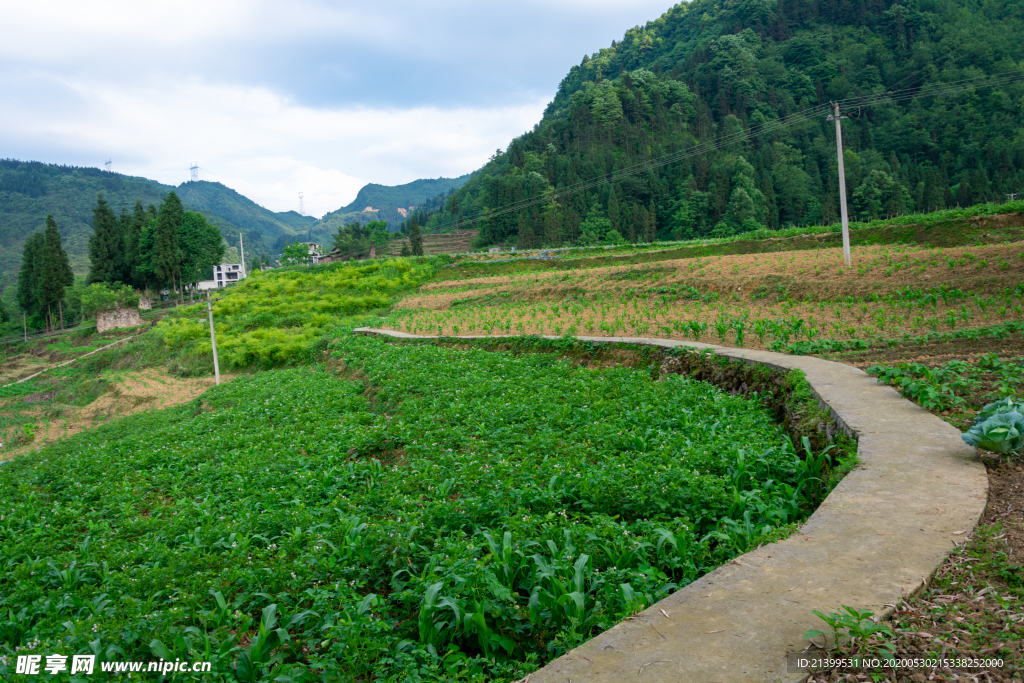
[87,190,225,300]
[17,215,74,331]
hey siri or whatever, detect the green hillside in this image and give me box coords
[0,161,171,294]
[318,174,471,231]
[423,0,1024,247]
[0,163,321,296]
[175,180,321,253]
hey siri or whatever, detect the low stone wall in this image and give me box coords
[355,328,988,683]
[97,307,142,333]
[138,297,152,310]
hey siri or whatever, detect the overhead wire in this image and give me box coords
[421,69,1024,234]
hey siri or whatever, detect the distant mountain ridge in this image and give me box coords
[318,174,471,231]
[175,180,321,251]
[0,161,328,294]
[0,161,470,296]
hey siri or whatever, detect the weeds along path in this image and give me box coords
[356,328,987,683]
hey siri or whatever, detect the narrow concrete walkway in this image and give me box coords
[355,329,988,682]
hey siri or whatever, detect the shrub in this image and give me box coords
[80,282,140,314]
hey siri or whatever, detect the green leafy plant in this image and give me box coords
[80,282,140,314]
[962,398,1024,454]
[804,605,894,656]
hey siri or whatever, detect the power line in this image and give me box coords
[421,69,1024,234]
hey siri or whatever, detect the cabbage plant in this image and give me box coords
[962,397,1024,455]
[972,397,1024,424]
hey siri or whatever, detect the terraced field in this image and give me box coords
[384,242,1024,354]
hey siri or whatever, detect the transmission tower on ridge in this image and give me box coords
[104,159,112,172]
[190,163,200,181]
[299,192,304,215]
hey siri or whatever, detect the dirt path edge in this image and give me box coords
[353,328,987,683]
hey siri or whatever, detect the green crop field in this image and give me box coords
[0,332,844,682]
[3,203,1023,681]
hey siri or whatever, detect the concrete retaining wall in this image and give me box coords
[355,329,988,682]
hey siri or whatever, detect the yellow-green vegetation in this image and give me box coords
[157,258,437,367]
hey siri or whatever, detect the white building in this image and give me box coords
[198,263,246,289]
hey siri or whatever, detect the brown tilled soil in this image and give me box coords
[419,241,1024,298]
[389,242,1024,346]
[828,337,1024,369]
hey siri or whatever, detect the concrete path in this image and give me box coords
[354,329,988,682]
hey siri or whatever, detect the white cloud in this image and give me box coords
[0,74,546,217]
[0,0,670,217]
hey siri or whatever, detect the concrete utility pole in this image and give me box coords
[828,102,852,268]
[239,233,246,279]
[206,292,221,385]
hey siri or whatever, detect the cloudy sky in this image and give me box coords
[0,0,673,217]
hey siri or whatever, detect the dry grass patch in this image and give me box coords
[0,369,227,460]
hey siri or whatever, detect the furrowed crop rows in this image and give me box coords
[868,354,1024,420]
[0,335,841,682]
[384,243,1024,350]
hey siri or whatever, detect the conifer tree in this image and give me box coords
[17,231,45,321]
[408,216,424,256]
[646,202,658,242]
[607,186,620,235]
[179,211,226,291]
[87,193,123,284]
[516,215,534,249]
[153,191,184,301]
[38,215,74,330]
[123,200,147,287]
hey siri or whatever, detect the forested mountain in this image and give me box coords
[175,180,320,251]
[0,163,320,295]
[423,0,1024,247]
[318,174,471,232]
[0,161,170,295]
